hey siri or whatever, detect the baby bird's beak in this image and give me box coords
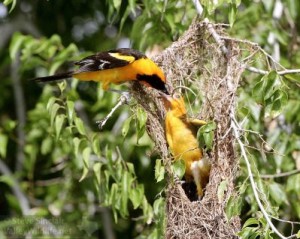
[158,91,173,110]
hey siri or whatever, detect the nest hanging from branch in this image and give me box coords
[131,19,247,239]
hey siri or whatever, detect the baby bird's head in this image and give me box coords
[159,92,187,116]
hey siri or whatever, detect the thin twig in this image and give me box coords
[221,36,286,70]
[286,235,298,239]
[172,85,197,97]
[270,215,300,225]
[277,69,300,75]
[96,92,131,129]
[191,0,203,16]
[247,66,268,75]
[204,18,228,55]
[230,109,289,239]
[247,66,300,76]
[260,169,300,179]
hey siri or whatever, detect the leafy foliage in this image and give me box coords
[2,0,16,12]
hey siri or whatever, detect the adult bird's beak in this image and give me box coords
[158,91,172,109]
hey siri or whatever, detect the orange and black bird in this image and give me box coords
[33,48,169,94]
[160,92,211,198]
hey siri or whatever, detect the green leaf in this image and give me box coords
[284,73,300,82]
[136,107,147,143]
[243,217,259,228]
[49,34,61,45]
[142,197,153,224]
[93,162,102,186]
[217,180,228,202]
[120,6,131,32]
[296,230,300,238]
[238,226,259,239]
[172,159,185,179]
[109,183,118,205]
[261,0,273,12]
[264,71,277,100]
[287,0,298,20]
[55,43,77,62]
[113,0,121,9]
[228,3,237,28]
[105,146,113,171]
[0,175,15,186]
[225,195,242,221]
[155,159,165,182]
[55,114,65,140]
[126,162,135,174]
[203,132,214,150]
[271,89,288,114]
[50,103,60,127]
[153,197,165,216]
[41,136,53,155]
[269,182,288,205]
[253,71,278,105]
[136,107,147,129]
[82,147,91,168]
[0,133,8,158]
[128,0,136,15]
[198,121,216,133]
[3,0,17,13]
[122,116,132,138]
[271,99,281,112]
[129,184,144,209]
[9,32,25,60]
[252,76,266,103]
[66,100,75,123]
[239,107,250,118]
[73,137,81,156]
[79,147,91,182]
[74,117,86,135]
[122,170,130,194]
[49,59,63,74]
[3,119,16,132]
[57,81,67,93]
[197,122,216,150]
[92,134,101,156]
[148,229,158,239]
[46,97,57,112]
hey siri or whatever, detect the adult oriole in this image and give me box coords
[160,92,211,198]
[33,48,169,94]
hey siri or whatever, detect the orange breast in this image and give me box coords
[166,112,202,178]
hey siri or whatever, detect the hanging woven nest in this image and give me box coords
[132,19,248,239]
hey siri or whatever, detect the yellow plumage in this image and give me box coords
[161,93,211,197]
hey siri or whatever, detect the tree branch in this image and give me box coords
[230,109,291,239]
[260,169,300,179]
[247,66,300,76]
[203,18,228,55]
[11,51,26,171]
[191,0,203,16]
[0,159,30,215]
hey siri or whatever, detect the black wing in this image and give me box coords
[74,48,146,73]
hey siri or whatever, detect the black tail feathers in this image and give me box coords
[32,71,74,83]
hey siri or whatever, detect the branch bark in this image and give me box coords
[0,159,30,215]
[11,51,26,171]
